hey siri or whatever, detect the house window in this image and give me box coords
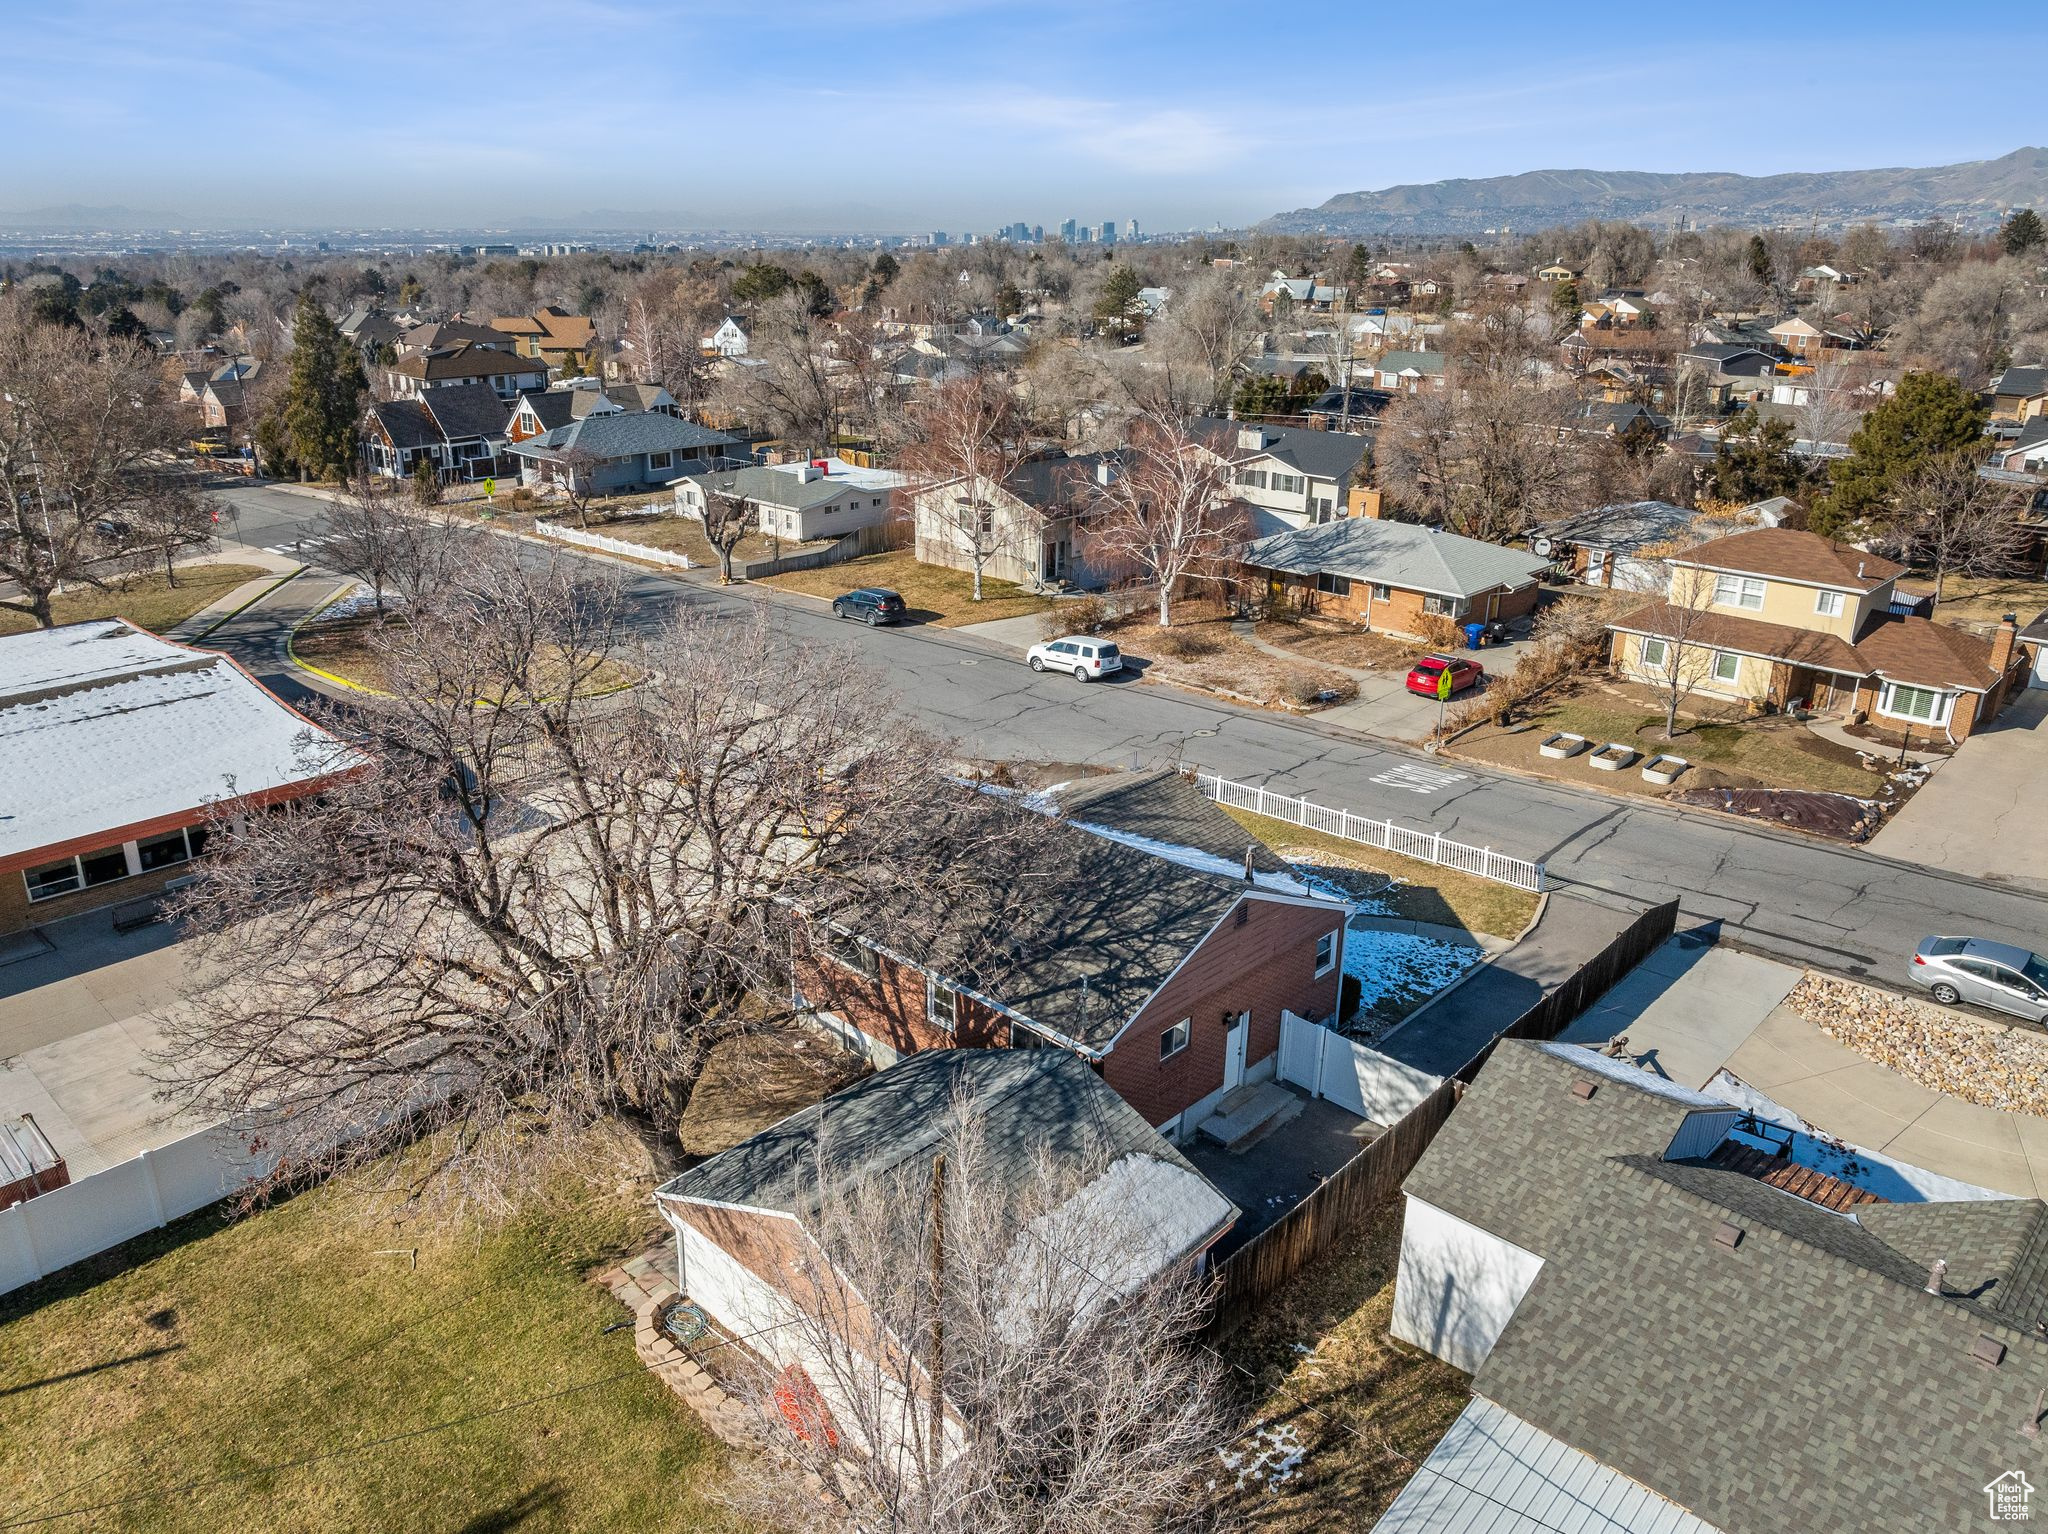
[927,980,959,1032]
[24,839,142,903]
[1371,584,1392,602]
[24,858,83,901]
[1311,497,1335,522]
[1639,636,1668,668]
[1316,572,1352,597]
[1160,1018,1190,1060]
[1814,589,1844,617]
[648,451,674,472]
[1237,468,1267,490]
[1315,930,1339,978]
[1710,651,1742,685]
[1712,574,1766,611]
[1879,682,1951,724]
[136,827,199,872]
[1422,595,1460,617]
[829,932,879,979]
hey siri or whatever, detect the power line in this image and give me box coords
[0,1314,795,1531]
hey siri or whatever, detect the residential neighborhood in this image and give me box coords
[7,8,2048,1531]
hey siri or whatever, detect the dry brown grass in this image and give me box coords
[1213,1200,1467,1530]
[764,549,1056,626]
[0,562,275,638]
[292,610,640,699]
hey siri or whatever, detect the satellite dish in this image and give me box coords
[1532,536,1554,557]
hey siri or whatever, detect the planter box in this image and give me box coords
[1642,754,1689,785]
[1589,742,1638,771]
[1539,731,1590,759]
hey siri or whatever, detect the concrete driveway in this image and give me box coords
[1868,689,2048,888]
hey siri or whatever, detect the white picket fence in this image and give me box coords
[535,519,696,569]
[0,1122,275,1296]
[1278,1010,1444,1125]
[1195,772,1544,892]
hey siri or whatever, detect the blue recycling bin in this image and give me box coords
[1463,622,1485,650]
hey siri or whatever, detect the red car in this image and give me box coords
[1405,654,1485,698]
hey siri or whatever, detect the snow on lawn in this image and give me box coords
[1219,1420,1308,1492]
[1344,924,1481,1022]
[313,587,403,624]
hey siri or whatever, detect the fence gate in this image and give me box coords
[1277,1010,1445,1125]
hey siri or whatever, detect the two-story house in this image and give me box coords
[701,316,750,357]
[1192,419,1372,534]
[1989,364,2048,424]
[507,412,745,496]
[386,342,547,402]
[1606,527,2026,738]
[361,381,512,484]
[489,305,598,373]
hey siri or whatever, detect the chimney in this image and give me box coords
[1991,612,2020,677]
[1236,426,1271,453]
[1926,1258,1948,1296]
[1095,459,1117,486]
[1242,844,1257,882]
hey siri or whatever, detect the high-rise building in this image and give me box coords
[931,231,949,246]
[1058,217,1077,242]
[1100,221,1117,246]
[1125,218,1139,241]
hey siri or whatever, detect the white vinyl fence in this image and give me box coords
[1195,773,1544,892]
[0,1123,275,1296]
[1278,1010,1444,1125]
[535,520,697,569]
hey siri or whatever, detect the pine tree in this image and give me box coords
[1095,264,1144,338]
[2002,208,2046,258]
[1745,235,1773,287]
[283,292,366,483]
[1815,371,1987,537]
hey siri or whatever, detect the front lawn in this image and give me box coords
[0,562,275,638]
[578,510,783,570]
[762,548,1055,626]
[0,1159,739,1533]
[1525,695,1881,795]
[292,602,640,699]
[1215,1199,1467,1528]
[1110,612,1359,712]
[1220,807,1540,940]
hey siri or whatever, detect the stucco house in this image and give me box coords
[676,457,906,544]
[1606,527,2027,739]
[910,449,1119,590]
[653,1047,1237,1467]
[1192,418,1372,533]
[794,769,1350,1143]
[0,621,354,935]
[1245,520,1552,638]
[1379,1038,2048,1534]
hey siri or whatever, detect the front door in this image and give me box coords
[1222,1012,1250,1093]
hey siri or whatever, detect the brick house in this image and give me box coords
[1606,527,2028,739]
[794,770,1350,1142]
[910,449,1120,591]
[0,621,355,935]
[652,1047,1237,1464]
[1244,519,1552,638]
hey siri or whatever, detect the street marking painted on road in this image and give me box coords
[1369,764,1469,795]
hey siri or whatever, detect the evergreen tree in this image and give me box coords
[870,251,899,285]
[1814,371,1986,537]
[1095,264,1144,338]
[2002,208,2046,258]
[283,292,367,483]
[1549,278,1581,322]
[1345,242,1372,291]
[1745,234,1773,287]
[1709,409,1804,504]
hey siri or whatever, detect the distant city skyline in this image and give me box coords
[2,0,2044,232]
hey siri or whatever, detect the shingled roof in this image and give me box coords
[1671,527,1905,592]
[1407,1040,2048,1534]
[1244,519,1552,600]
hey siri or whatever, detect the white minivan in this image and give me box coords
[1026,636,1123,682]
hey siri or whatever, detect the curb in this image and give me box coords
[285,583,383,696]
[186,566,306,642]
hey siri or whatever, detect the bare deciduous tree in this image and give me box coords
[319,476,480,614]
[1889,451,2029,609]
[903,376,1033,600]
[1377,373,1584,543]
[123,475,220,586]
[0,298,194,626]
[1146,267,1260,415]
[1091,415,1244,626]
[1634,555,1728,740]
[701,487,755,585]
[156,549,1064,1203]
[717,1088,1235,1534]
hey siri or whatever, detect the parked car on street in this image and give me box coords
[831,588,907,625]
[1908,936,2048,1023]
[1405,654,1485,698]
[1026,636,1123,682]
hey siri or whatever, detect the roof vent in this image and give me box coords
[1569,1079,1597,1102]
[1713,1221,1744,1249]
[1926,1258,1948,1296]
[1242,844,1257,882]
[1973,1334,2008,1368]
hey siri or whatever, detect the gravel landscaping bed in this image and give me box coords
[1787,974,2048,1116]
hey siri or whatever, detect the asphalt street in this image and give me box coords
[207,482,2048,983]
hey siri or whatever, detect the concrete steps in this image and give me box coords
[1197,1081,1303,1148]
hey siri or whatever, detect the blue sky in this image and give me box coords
[2,0,2042,232]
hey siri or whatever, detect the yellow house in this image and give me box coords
[1606,528,2025,740]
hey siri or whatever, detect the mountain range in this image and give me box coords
[1262,148,2048,236]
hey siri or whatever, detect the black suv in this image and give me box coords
[831,588,907,626]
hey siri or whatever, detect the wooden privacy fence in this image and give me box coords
[1193,773,1544,892]
[1207,1076,1463,1327]
[1455,897,1680,1082]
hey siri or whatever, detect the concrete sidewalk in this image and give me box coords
[1557,938,1800,1089]
[1867,689,2048,886]
[1377,891,1644,1077]
[163,554,303,643]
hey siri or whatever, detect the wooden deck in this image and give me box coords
[1707,1141,1883,1212]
